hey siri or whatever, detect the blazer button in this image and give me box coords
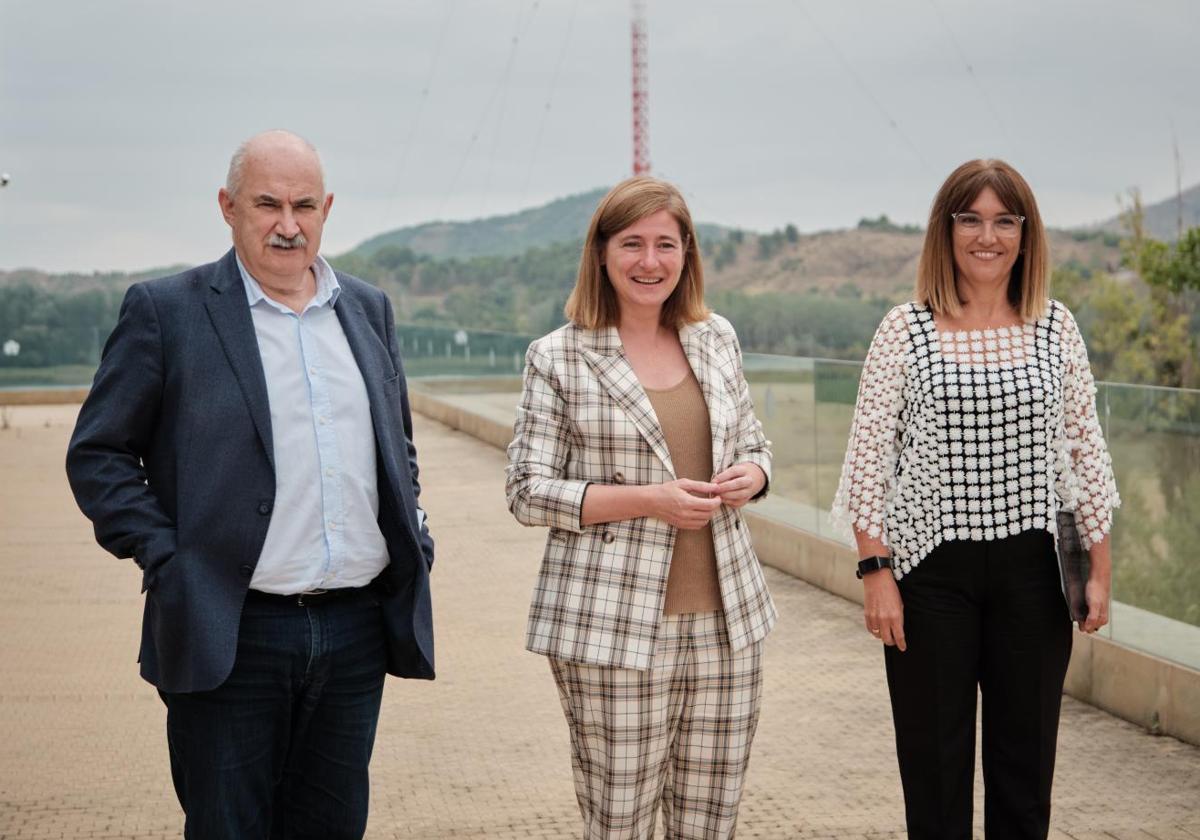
[239,564,253,578]
[257,501,272,516]
[612,471,625,484]
[735,519,742,530]
[602,531,615,544]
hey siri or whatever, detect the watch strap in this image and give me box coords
[856,555,893,579]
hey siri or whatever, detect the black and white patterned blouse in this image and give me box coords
[832,300,1120,579]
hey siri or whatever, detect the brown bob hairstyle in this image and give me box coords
[916,159,1049,321]
[564,176,710,330]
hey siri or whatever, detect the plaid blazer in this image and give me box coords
[506,314,777,670]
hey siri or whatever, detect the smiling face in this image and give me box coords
[600,209,686,321]
[952,186,1021,289]
[218,134,333,288]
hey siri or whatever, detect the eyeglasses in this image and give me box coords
[951,212,1025,238]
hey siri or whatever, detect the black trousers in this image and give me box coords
[884,528,1073,840]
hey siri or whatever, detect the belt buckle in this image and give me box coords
[296,588,328,606]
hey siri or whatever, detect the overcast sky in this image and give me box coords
[2,0,1198,272]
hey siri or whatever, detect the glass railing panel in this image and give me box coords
[812,359,861,543]
[741,354,862,541]
[1100,382,1200,666]
[743,354,819,533]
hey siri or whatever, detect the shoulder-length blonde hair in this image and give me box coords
[916,159,1049,321]
[565,176,709,330]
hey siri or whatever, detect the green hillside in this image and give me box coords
[349,188,608,260]
[346,187,731,261]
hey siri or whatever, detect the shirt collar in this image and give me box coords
[235,253,341,313]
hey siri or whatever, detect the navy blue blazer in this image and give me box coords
[66,249,435,692]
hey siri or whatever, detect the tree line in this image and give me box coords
[3,211,1197,387]
[1053,195,1199,389]
[0,284,123,367]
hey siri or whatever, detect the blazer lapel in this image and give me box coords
[680,320,733,473]
[333,288,393,451]
[204,249,274,469]
[333,286,423,555]
[581,327,676,477]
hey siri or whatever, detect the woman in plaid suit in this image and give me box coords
[506,176,776,839]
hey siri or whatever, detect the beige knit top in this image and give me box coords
[644,371,723,616]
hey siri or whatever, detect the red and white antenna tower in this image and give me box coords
[631,0,650,175]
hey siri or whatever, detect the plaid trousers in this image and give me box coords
[550,612,764,839]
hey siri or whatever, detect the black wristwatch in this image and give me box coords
[856,555,893,579]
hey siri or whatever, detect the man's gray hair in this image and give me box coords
[224,130,325,197]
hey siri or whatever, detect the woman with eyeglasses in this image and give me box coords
[833,159,1119,839]
[506,176,775,838]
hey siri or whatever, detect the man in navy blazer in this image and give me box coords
[66,130,434,839]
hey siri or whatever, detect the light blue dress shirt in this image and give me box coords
[237,254,389,594]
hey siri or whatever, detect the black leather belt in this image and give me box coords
[246,582,374,608]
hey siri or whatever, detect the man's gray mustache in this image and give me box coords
[268,233,307,249]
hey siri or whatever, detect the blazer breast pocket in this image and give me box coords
[382,373,405,413]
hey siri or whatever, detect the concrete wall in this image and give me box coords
[409,391,515,451]
[0,388,89,406]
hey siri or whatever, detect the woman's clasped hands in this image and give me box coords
[651,464,766,530]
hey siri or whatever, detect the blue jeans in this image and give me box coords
[160,589,387,840]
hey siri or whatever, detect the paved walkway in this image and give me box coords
[1,405,1198,839]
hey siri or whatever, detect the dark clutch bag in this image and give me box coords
[1056,510,1091,622]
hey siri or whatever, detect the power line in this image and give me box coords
[481,2,544,216]
[441,0,540,220]
[385,0,457,223]
[519,0,582,204]
[791,0,930,174]
[925,0,1016,154]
